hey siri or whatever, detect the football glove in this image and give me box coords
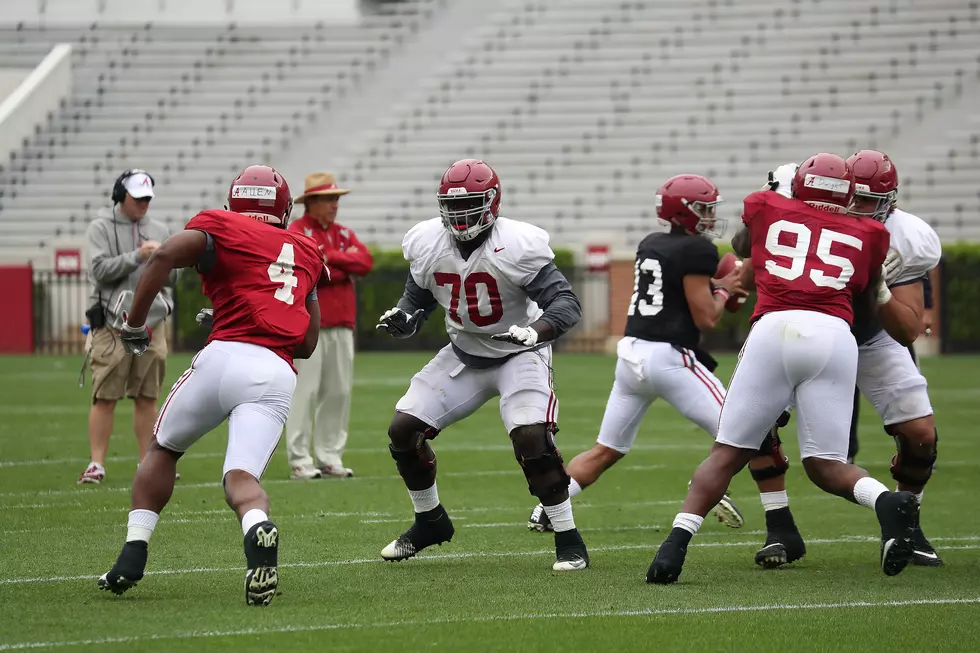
[882,248,904,284]
[195,308,214,330]
[876,265,893,305]
[376,307,425,339]
[120,314,151,356]
[764,163,798,198]
[490,325,539,347]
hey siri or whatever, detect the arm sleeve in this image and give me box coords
[523,262,582,338]
[395,273,440,320]
[87,220,142,285]
[922,274,933,309]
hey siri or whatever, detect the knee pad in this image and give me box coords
[388,413,440,484]
[751,425,790,482]
[510,424,570,499]
[886,424,938,486]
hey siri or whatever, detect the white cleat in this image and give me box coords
[714,493,745,529]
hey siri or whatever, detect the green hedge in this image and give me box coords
[939,242,980,352]
[173,246,575,351]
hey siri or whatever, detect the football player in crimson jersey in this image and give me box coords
[99,165,325,606]
[375,159,589,571]
[744,152,944,570]
[524,175,749,535]
[648,153,921,584]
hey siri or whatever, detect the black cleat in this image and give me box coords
[244,521,279,606]
[755,507,806,569]
[553,529,589,571]
[911,512,943,567]
[381,505,455,562]
[647,528,691,584]
[98,540,148,596]
[875,491,918,577]
[527,503,554,533]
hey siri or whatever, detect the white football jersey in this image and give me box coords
[884,208,942,286]
[402,217,552,359]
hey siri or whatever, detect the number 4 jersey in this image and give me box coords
[624,232,720,349]
[742,191,890,325]
[402,216,552,359]
[185,210,325,367]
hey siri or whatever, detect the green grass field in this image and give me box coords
[0,352,978,652]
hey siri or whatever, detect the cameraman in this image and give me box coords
[78,169,176,485]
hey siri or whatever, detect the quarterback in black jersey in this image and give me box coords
[527,175,748,534]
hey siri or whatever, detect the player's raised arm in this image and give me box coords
[121,231,208,354]
[521,262,582,343]
[376,273,439,338]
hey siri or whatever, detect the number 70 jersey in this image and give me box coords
[742,191,890,325]
[403,216,552,359]
[185,210,325,368]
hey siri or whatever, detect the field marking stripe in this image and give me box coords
[4,539,980,585]
[1,597,978,651]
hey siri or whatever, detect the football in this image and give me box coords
[715,252,748,313]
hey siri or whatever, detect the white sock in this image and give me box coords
[760,491,789,511]
[408,483,440,513]
[568,477,583,498]
[126,509,159,543]
[542,498,576,532]
[853,477,889,510]
[672,512,704,536]
[241,508,269,536]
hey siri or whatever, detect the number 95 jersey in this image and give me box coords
[403,216,552,359]
[742,191,890,325]
[185,210,325,367]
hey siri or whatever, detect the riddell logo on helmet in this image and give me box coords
[231,185,277,199]
[447,187,468,195]
[803,174,850,194]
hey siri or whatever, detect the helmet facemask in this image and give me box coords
[438,188,497,241]
[682,197,727,239]
[849,184,896,221]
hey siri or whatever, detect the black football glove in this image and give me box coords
[119,314,150,356]
[195,308,214,330]
[375,307,425,339]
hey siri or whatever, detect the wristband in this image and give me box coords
[713,287,730,301]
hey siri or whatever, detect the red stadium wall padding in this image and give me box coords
[0,266,34,353]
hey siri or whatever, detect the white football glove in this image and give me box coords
[490,325,539,347]
[882,248,904,284]
[764,163,798,199]
[195,308,214,329]
[876,265,893,305]
[376,307,425,339]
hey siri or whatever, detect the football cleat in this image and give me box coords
[647,528,691,584]
[714,493,744,529]
[244,521,279,606]
[78,462,105,485]
[527,503,554,533]
[290,465,321,480]
[911,513,943,567]
[553,529,589,571]
[381,506,454,562]
[98,540,148,595]
[755,529,807,569]
[875,491,918,577]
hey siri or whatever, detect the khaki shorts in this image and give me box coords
[89,321,168,402]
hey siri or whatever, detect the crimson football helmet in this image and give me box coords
[227,165,293,228]
[791,153,855,214]
[656,174,725,238]
[846,149,898,221]
[437,159,501,241]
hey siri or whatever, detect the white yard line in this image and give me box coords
[3,537,979,586]
[0,597,977,651]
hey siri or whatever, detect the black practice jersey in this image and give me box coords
[624,232,719,349]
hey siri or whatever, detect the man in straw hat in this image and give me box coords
[286,172,374,479]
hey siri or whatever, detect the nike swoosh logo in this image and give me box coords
[494,247,505,252]
[914,550,939,559]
